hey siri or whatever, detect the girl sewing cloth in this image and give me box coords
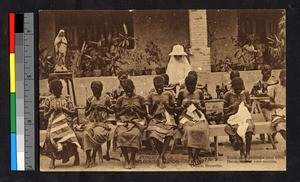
[43,79,80,169]
[146,76,177,169]
[216,70,240,99]
[250,65,278,142]
[166,44,192,85]
[114,79,147,169]
[177,75,210,166]
[223,77,255,160]
[54,29,68,71]
[82,81,114,168]
[268,69,286,148]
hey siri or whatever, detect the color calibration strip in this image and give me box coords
[10,12,17,171]
[10,12,35,171]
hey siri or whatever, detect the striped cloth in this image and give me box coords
[49,112,80,152]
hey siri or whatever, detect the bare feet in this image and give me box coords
[73,153,79,166]
[129,160,135,169]
[124,160,130,169]
[188,158,195,166]
[49,159,55,169]
[83,159,91,168]
[194,157,204,165]
[244,154,252,162]
[157,159,166,169]
[162,156,167,163]
[90,157,97,167]
[105,151,110,161]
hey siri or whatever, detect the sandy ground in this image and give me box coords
[40,132,286,172]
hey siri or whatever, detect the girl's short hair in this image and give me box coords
[50,79,63,91]
[117,71,128,79]
[91,81,103,91]
[153,76,165,86]
[48,73,59,84]
[230,70,240,80]
[279,69,286,78]
[188,71,198,81]
[161,73,169,85]
[121,79,134,90]
[261,64,272,72]
[231,77,245,89]
[185,75,197,86]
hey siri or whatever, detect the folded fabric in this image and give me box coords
[272,107,286,123]
[186,104,197,118]
[227,102,251,139]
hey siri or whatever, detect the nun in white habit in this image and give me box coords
[54,29,68,71]
[166,44,192,85]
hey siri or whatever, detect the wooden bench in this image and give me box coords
[209,122,276,159]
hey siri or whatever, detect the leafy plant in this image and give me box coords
[232,34,262,69]
[211,57,234,72]
[124,49,147,75]
[39,48,55,79]
[86,24,135,76]
[266,11,286,69]
[144,41,165,68]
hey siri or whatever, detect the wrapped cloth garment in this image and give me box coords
[114,94,145,150]
[147,112,176,143]
[271,107,286,132]
[146,91,176,143]
[179,104,210,150]
[81,95,113,151]
[44,95,80,163]
[82,122,112,151]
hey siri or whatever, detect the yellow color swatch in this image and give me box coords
[10,53,16,93]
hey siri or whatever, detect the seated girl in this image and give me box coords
[223,77,254,160]
[250,65,279,143]
[43,79,80,169]
[146,76,177,169]
[268,69,286,152]
[179,71,212,100]
[216,70,240,99]
[114,79,147,169]
[177,75,210,166]
[82,81,114,168]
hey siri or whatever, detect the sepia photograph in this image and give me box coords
[38,9,286,171]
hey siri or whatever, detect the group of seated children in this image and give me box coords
[42,66,286,169]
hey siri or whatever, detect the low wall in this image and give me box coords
[39,70,282,106]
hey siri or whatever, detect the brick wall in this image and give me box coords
[133,10,190,67]
[188,10,211,72]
